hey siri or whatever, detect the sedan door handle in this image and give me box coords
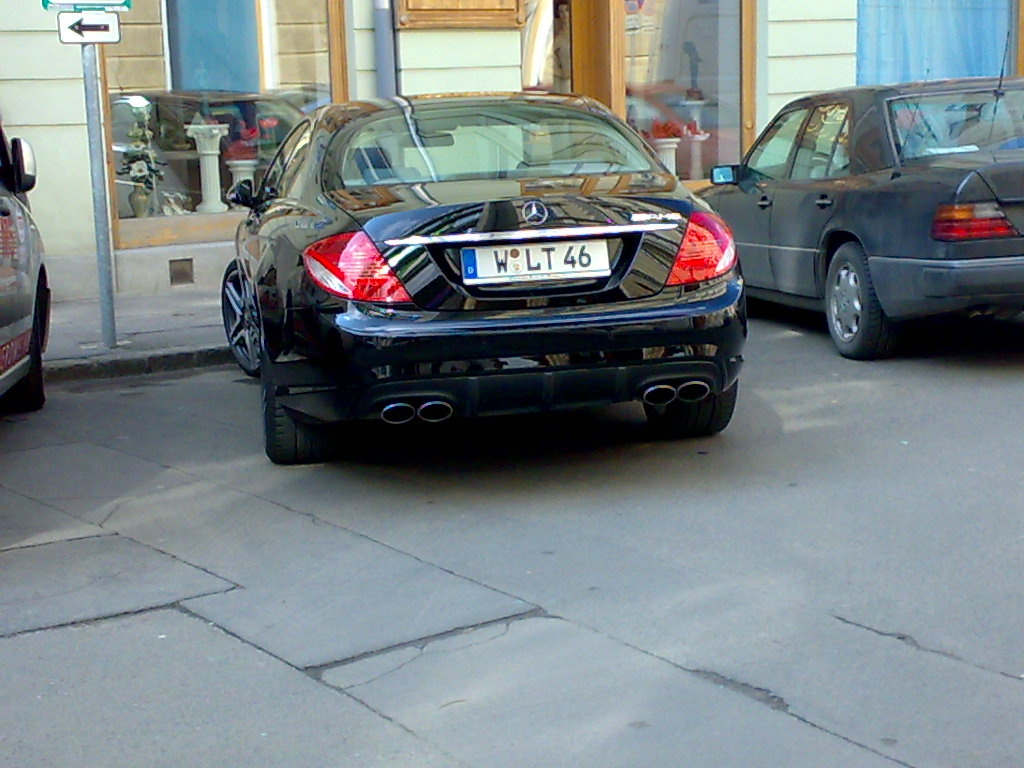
[815,195,833,209]
[0,201,10,217]
[757,196,772,209]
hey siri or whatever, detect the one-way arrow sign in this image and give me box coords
[57,11,121,44]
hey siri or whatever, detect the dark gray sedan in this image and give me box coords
[702,76,1024,359]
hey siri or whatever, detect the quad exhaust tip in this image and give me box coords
[641,380,712,405]
[418,400,454,423]
[640,384,678,406]
[380,400,454,424]
[381,402,416,425]
[675,380,711,402]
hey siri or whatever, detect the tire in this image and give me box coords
[261,358,332,465]
[3,276,48,414]
[825,242,899,360]
[644,380,738,438]
[221,260,261,377]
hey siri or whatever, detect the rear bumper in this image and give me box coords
[268,282,746,423]
[870,255,1024,319]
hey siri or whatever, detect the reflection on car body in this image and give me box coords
[221,93,746,464]
[109,90,303,217]
[703,76,1024,359]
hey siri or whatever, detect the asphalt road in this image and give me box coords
[3,307,1024,767]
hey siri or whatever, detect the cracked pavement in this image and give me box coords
[3,313,1024,766]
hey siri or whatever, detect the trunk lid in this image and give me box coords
[346,174,694,311]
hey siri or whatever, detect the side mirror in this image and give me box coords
[227,178,255,208]
[10,138,37,193]
[710,164,739,185]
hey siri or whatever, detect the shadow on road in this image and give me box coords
[748,297,1024,364]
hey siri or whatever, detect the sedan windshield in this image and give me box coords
[324,102,655,187]
[889,88,1024,159]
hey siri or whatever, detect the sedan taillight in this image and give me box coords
[666,210,738,286]
[302,231,413,303]
[931,202,1019,241]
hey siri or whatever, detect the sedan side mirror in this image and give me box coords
[710,164,739,185]
[227,178,255,208]
[10,138,37,193]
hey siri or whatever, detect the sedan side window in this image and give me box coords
[790,103,851,180]
[260,120,310,197]
[745,108,809,181]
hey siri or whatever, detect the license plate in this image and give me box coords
[461,239,611,285]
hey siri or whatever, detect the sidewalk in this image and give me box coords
[44,289,233,382]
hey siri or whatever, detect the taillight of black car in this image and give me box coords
[666,210,737,286]
[931,202,1020,241]
[302,231,412,303]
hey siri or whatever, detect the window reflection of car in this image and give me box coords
[702,76,1024,360]
[109,91,303,217]
[0,118,49,415]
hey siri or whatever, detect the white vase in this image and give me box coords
[651,137,681,176]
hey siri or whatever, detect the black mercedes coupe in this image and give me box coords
[222,93,746,464]
[703,77,1024,360]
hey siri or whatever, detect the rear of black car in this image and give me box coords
[870,85,1024,319]
[250,95,746,463]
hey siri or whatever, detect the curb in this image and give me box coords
[45,345,235,383]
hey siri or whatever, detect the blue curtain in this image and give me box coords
[166,0,260,92]
[857,0,1014,84]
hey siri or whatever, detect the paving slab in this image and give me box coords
[101,480,535,669]
[0,442,197,524]
[0,610,460,768]
[324,616,896,768]
[0,486,107,551]
[0,535,233,635]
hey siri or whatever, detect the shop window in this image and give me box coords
[105,0,333,230]
[857,0,1016,84]
[521,0,571,92]
[624,0,743,180]
[396,0,524,29]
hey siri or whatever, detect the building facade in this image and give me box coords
[0,0,1019,300]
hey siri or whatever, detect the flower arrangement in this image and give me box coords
[650,119,684,139]
[117,103,164,192]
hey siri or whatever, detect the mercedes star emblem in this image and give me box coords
[522,200,550,225]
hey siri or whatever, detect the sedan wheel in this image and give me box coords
[221,260,261,377]
[825,242,899,360]
[261,354,332,465]
[2,276,48,414]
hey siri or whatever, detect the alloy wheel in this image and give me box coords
[829,262,862,343]
[221,262,261,376]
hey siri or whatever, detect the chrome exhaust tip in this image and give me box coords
[641,384,678,406]
[417,400,454,423]
[381,402,416,425]
[676,380,712,402]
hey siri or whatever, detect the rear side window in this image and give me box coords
[790,103,851,180]
[323,102,656,188]
[0,126,12,193]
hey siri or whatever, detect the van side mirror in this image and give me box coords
[227,178,255,208]
[11,138,37,193]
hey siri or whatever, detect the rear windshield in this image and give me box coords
[323,102,655,188]
[888,88,1024,159]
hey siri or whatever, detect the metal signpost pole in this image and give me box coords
[81,41,117,348]
[48,0,127,348]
